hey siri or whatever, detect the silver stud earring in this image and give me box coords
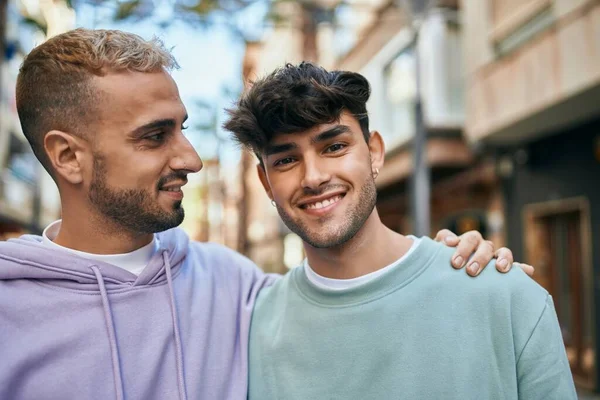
[271,200,276,207]
[373,168,380,178]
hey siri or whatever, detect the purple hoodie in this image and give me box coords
[0,228,276,400]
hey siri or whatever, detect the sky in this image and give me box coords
[75,1,270,170]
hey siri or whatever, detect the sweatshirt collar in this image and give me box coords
[292,236,441,307]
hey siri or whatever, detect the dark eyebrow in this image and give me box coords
[265,142,297,157]
[311,125,351,144]
[129,114,189,138]
[265,125,350,157]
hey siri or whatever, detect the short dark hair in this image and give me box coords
[224,62,371,159]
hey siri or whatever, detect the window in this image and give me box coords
[383,47,417,150]
[489,0,554,54]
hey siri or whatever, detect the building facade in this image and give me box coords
[463,0,600,390]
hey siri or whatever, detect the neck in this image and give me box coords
[54,201,153,255]
[303,209,413,279]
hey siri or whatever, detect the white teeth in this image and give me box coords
[163,187,181,192]
[306,195,341,210]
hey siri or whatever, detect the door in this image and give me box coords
[526,199,595,388]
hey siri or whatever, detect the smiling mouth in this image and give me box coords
[161,187,182,193]
[159,184,185,201]
[301,194,344,210]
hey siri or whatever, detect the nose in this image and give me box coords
[171,133,203,173]
[300,155,330,190]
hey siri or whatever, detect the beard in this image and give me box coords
[88,155,185,234]
[276,172,377,249]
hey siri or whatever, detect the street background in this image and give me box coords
[0,0,598,396]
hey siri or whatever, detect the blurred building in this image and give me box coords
[463,0,600,390]
[0,0,74,239]
[181,158,242,251]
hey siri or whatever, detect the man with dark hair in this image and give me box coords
[1,31,520,400]
[225,62,576,399]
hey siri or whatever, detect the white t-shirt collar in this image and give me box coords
[41,220,158,276]
[304,236,422,291]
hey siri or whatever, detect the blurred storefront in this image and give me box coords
[463,0,600,391]
[0,0,74,238]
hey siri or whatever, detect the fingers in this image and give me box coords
[450,230,484,272]
[434,229,459,246]
[494,247,514,273]
[519,263,535,277]
[464,240,496,277]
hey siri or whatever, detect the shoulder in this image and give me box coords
[427,239,547,296]
[186,241,280,296]
[424,239,550,326]
[187,241,265,279]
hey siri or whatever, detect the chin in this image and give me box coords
[301,231,347,249]
[143,208,185,233]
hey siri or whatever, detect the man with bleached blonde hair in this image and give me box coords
[0,28,520,400]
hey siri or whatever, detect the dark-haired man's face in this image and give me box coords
[86,70,203,234]
[258,112,383,248]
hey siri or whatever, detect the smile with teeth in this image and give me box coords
[303,195,343,210]
[162,187,182,192]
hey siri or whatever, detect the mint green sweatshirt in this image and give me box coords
[249,237,576,400]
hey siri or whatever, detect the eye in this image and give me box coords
[146,132,166,142]
[325,143,346,153]
[274,157,295,167]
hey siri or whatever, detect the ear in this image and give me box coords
[367,131,385,174]
[44,130,89,185]
[256,163,273,201]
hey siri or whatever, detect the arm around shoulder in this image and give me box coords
[516,294,577,399]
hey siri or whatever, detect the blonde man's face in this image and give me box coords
[84,70,203,233]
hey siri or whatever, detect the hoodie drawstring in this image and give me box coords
[163,251,188,400]
[91,266,125,400]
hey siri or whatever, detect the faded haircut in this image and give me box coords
[16,28,179,176]
[223,62,371,161]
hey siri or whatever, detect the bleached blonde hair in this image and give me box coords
[16,28,179,175]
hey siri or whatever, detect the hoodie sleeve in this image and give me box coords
[516,295,577,399]
[195,242,280,308]
[234,252,280,309]
[200,242,281,393]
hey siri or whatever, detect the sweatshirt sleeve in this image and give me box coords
[516,294,577,399]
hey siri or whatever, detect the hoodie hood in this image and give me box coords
[0,228,189,289]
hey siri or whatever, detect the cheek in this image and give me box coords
[333,155,370,182]
[269,175,297,203]
[100,154,164,187]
